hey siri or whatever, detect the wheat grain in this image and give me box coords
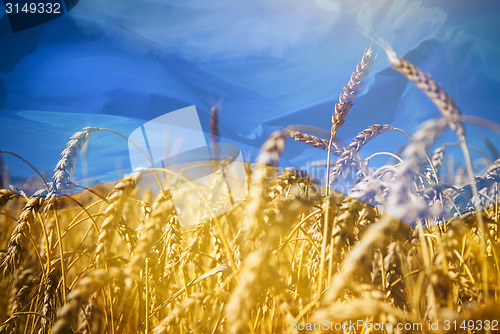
[38,265,61,334]
[126,193,175,280]
[95,173,140,264]
[226,197,305,334]
[0,188,16,208]
[51,127,101,194]
[1,197,43,275]
[329,124,395,184]
[287,129,344,155]
[76,294,103,334]
[383,47,464,139]
[210,106,220,164]
[163,215,182,275]
[52,270,110,334]
[330,48,374,140]
[236,130,288,252]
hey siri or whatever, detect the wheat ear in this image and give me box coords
[0,188,16,207]
[320,49,374,293]
[383,47,464,138]
[52,127,100,194]
[0,268,38,333]
[227,197,305,334]
[287,129,344,155]
[320,119,443,302]
[95,173,139,264]
[126,192,175,280]
[239,130,288,248]
[163,215,182,275]
[39,264,61,334]
[326,47,373,186]
[52,270,111,334]
[330,48,374,139]
[322,214,398,303]
[329,124,395,184]
[1,197,43,276]
[210,106,220,165]
[384,47,489,285]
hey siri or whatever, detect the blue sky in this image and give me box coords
[1,0,499,189]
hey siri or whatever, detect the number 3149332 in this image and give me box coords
[5,2,62,14]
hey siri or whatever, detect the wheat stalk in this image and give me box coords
[383,45,491,294]
[320,49,374,297]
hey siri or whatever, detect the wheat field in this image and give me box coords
[0,45,499,334]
